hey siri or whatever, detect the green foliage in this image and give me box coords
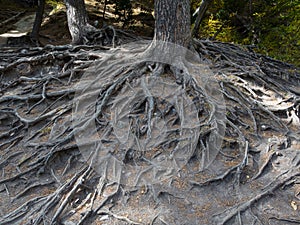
[46,0,62,5]
[46,0,64,13]
[192,0,300,66]
[252,1,300,66]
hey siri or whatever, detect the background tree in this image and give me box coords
[64,0,91,44]
[192,0,213,38]
[30,0,45,44]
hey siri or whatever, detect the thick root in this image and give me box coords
[0,38,299,224]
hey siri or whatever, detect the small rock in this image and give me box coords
[99,215,109,221]
[62,221,76,225]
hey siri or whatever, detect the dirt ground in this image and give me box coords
[0,0,154,46]
[0,1,300,225]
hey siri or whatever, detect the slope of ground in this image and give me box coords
[0,1,299,225]
[0,38,299,224]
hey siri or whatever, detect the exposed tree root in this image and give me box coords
[212,154,300,224]
[0,36,299,224]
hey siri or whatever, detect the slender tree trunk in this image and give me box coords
[154,0,191,47]
[64,0,89,44]
[192,0,213,38]
[102,0,108,20]
[30,0,45,44]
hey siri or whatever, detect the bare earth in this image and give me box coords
[0,1,299,225]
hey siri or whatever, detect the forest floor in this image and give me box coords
[0,1,300,225]
[0,0,153,46]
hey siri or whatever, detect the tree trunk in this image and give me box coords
[154,0,191,47]
[102,0,108,20]
[30,0,45,45]
[192,0,213,38]
[64,0,89,44]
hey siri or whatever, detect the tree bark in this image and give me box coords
[30,0,45,44]
[102,0,108,20]
[64,0,89,44]
[154,0,191,47]
[192,0,213,38]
